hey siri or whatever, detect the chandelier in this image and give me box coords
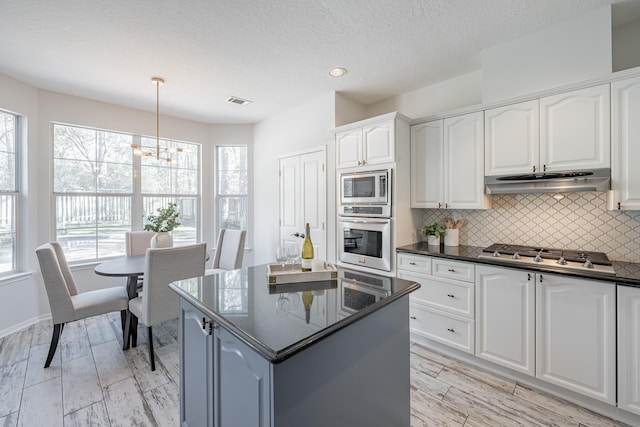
[126,77,191,162]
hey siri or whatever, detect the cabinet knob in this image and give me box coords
[539,275,544,283]
[527,273,531,281]
[409,262,416,266]
[445,203,449,209]
[447,294,454,298]
[410,316,417,320]
[447,328,455,333]
[447,268,455,272]
[438,203,442,208]
[618,202,621,210]
[543,164,547,172]
[533,165,536,173]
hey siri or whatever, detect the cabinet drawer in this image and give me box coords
[397,253,430,274]
[410,304,474,354]
[432,259,475,282]
[412,276,474,318]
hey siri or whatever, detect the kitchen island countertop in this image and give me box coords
[396,242,640,287]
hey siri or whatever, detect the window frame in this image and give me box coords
[0,109,19,275]
[214,144,249,249]
[51,122,201,263]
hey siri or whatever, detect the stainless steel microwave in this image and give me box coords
[340,169,390,206]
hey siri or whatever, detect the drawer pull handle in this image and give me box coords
[409,262,416,266]
[447,328,455,333]
[447,294,454,298]
[447,268,455,272]
[410,316,417,320]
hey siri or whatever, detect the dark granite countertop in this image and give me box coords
[396,242,640,287]
[169,265,420,363]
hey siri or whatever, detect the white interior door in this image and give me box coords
[279,149,326,261]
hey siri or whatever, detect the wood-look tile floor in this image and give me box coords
[0,315,630,426]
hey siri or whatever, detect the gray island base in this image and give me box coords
[170,265,420,427]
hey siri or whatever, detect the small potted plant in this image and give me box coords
[421,222,445,246]
[144,202,181,248]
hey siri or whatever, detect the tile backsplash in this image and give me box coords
[419,192,640,263]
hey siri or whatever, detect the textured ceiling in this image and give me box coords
[0,0,629,124]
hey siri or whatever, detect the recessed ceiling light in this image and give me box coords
[328,67,348,77]
[226,96,252,106]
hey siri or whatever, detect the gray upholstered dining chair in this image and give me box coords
[35,242,129,368]
[125,231,155,256]
[126,243,207,370]
[206,229,246,275]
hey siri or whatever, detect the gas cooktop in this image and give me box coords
[478,243,616,276]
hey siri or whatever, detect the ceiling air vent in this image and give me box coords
[226,96,252,106]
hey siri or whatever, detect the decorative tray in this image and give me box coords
[267,262,338,285]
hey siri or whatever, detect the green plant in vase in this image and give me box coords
[144,203,181,247]
[421,222,445,246]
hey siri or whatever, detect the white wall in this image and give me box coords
[613,19,640,72]
[481,7,612,102]
[253,93,336,267]
[365,71,483,120]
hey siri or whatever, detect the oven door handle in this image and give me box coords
[339,218,389,225]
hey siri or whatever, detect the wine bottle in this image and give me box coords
[301,291,314,324]
[301,222,314,272]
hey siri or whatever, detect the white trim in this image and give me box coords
[0,313,51,339]
[0,270,35,287]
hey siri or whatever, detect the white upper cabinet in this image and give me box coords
[336,119,395,168]
[444,112,490,209]
[610,76,640,211]
[539,84,610,172]
[410,121,444,208]
[485,100,540,176]
[411,112,490,209]
[485,85,610,175]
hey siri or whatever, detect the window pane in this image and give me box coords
[141,137,198,195]
[54,124,133,193]
[0,112,16,192]
[0,195,15,273]
[56,195,131,261]
[143,196,197,246]
[218,196,247,230]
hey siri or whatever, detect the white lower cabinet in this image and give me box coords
[536,273,616,405]
[475,265,535,376]
[618,285,640,416]
[397,253,475,354]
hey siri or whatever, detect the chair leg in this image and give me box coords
[132,315,138,348]
[44,323,63,368]
[147,326,155,371]
[122,310,131,351]
[120,310,126,332]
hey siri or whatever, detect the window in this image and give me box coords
[53,123,200,262]
[0,110,18,274]
[216,146,248,240]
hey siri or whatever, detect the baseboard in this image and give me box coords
[0,314,51,339]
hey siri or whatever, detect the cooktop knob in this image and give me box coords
[583,259,594,268]
[557,257,567,265]
[512,252,520,260]
[492,250,501,257]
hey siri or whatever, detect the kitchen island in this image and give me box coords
[169,265,420,427]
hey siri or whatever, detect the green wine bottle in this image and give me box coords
[301,222,314,272]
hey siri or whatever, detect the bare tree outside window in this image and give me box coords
[216,146,248,238]
[0,110,17,274]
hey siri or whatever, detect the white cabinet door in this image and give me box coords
[618,285,640,416]
[279,150,326,260]
[611,76,640,211]
[336,129,362,169]
[485,99,540,176]
[444,111,488,209]
[536,273,616,404]
[540,84,610,172]
[475,266,535,376]
[363,120,394,166]
[410,121,443,208]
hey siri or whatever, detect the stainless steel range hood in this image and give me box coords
[485,168,611,195]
